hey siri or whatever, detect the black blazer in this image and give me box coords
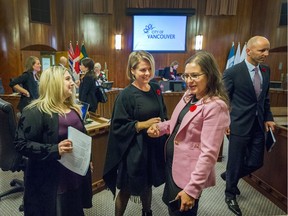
[9,71,39,111]
[162,66,177,80]
[14,107,92,215]
[79,71,98,112]
[223,61,273,136]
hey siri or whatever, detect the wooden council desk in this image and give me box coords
[244,107,287,213]
[85,113,110,194]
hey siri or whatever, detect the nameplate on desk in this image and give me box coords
[85,119,102,128]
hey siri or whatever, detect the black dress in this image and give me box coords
[162,101,191,205]
[103,83,167,196]
[162,99,200,215]
[116,85,161,194]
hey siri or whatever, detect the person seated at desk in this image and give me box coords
[94,62,107,85]
[162,61,179,81]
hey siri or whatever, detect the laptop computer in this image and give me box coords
[102,81,114,90]
[79,101,92,124]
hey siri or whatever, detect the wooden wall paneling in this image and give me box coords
[0,0,286,94]
[0,1,22,93]
[251,0,287,48]
[63,0,81,48]
[82,0,93,13]
[265,52,287,81]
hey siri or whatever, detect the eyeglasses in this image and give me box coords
[181,73,205,80]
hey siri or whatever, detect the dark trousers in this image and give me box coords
[168,199,199,216]
[225,118,265,199]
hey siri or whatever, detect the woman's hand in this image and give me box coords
[176,190,195,212]
[147,124,160,137]
[58,139,73,156]
[23,91,30,97]
[136,117,161,132]
[90,162,94,173]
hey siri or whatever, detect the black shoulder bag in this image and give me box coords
[95,82,108,103]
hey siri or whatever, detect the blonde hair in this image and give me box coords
[126,50,155,80]
[170,60,179,67]
[26,66,80,116]
[25,56,39,71]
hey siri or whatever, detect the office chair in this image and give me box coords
[0,98,25,211]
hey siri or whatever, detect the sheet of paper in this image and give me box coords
[58,126,92,176]
[266,127,276,152]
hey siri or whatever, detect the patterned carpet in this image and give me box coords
[0,138,286,216]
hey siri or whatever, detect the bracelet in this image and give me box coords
[135,121,140,133]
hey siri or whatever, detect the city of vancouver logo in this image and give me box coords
[143,24,175,39]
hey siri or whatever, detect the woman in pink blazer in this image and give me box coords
[148,51,230,216]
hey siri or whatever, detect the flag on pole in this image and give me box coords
[225,42,235,69]
[234,42,241,65]
[68,41,74,72]
[80,42,88,60]
[240,42,247,62]
[73,41,81,74]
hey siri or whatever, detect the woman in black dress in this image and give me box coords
[103,51,168,216]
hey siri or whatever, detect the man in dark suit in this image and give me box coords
[222,36,275,216]
[59,56,76,82]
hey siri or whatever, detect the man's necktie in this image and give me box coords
[253,67,261,98]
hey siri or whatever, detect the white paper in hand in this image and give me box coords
[58,126,92,176]
[266,127,276,152]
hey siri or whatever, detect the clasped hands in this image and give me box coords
[147,123,160,137]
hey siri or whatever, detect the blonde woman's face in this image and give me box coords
[63,71,74,99]
[33,59,41,72]
[131,60,151,85]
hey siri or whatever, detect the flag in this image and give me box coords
[80,42,88,60]
[68,41,74,72]
[73,41,81,74]
[234,42,241,65]
[240,42,247,62]
[225,42,235,69]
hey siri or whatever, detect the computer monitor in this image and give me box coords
[102,81,113,90]
[169,80,186,92]
[159,81,170,92]
[79,101,90,121]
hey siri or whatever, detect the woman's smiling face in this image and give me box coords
[184,62,208,99]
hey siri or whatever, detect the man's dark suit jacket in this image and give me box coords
[223,61,273,136]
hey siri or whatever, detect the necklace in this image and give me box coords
[190,97,198,105]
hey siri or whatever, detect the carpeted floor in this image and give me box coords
[0,138,286,216]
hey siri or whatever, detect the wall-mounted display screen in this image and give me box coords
[133,15,187,52]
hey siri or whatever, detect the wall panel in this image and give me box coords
[0,0,286,93]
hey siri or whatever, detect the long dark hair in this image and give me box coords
[81,57,96,79]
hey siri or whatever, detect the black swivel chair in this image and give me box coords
[0,98,25,211]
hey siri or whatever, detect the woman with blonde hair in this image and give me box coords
[103,51,168,216]
[14,66,93,216]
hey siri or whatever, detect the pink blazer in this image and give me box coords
[157,96,230,199]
